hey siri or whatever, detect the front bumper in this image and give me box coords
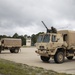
[35,49,55,56]
[35,50,49,56]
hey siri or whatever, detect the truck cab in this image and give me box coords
[36,33,64,55]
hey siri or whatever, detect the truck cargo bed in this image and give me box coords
[58,30,75,49]
[1,38,21,47]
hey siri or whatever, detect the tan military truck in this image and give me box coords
[0,38,22,53]
[35,30,75,63]
[35,21,75,63]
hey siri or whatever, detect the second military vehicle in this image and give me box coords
[0,38,22,53]
[35,21,75,63]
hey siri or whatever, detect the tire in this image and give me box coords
[67,56,73,60]
[54,51,64,63]
[10,49,14,53]
[14,48,19,53]
[40,56,50,62]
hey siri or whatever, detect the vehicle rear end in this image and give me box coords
[58,30,75,60]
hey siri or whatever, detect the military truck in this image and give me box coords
[0,38,22,53]
[35,21,75,63]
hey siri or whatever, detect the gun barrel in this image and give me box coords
[41,21,48,30]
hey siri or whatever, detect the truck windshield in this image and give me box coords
[37,35,43,42]
[37,34,50,43]
[43,34,50,42]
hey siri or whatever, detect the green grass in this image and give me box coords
[0,59,74,75]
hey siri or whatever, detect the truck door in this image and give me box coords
[51,34,63,49]
[51,34,59,49]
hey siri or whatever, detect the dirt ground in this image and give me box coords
[0,47,75,74]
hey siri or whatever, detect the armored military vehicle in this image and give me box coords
[35,21,75,63]
[0,38,22,53]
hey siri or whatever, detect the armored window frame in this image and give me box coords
[52,35,56,42]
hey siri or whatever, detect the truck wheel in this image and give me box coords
[67,56,73,60]
[40,56,50,62]
[14,49,19,53]
[10,49,14,53]
[54,51,64,63]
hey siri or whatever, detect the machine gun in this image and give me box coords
[41,21,57,33]
[41,21,51,33]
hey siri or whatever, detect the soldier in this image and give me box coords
[51,26,57,33]
[41,21,57,33]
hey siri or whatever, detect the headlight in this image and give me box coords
[39,46,44,49]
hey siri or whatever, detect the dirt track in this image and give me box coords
[0,47,75,74]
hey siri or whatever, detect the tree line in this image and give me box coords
[0,32,44,46]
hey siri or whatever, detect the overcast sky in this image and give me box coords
[0,0,75,36]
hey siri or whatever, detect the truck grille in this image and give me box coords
[39,46,44,49]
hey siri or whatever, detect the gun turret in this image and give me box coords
[41,21,51,33]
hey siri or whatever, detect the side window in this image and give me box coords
[63,34,67,41]
[52,35,56,42]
